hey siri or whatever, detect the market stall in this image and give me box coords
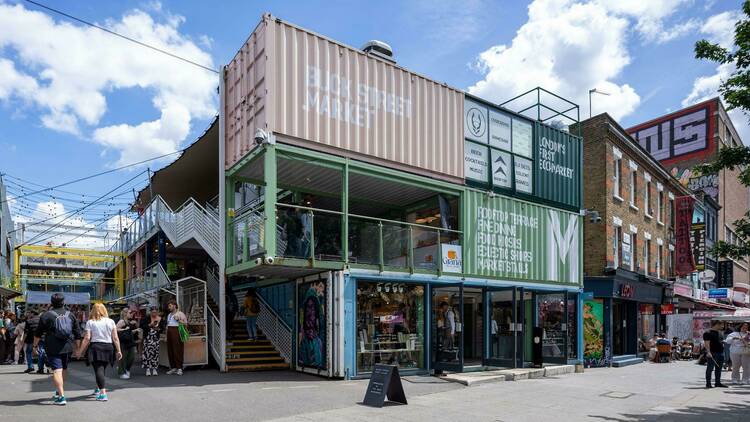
[159,277,208,368]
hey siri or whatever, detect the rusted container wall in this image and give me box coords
[224,18,269,169]
[263,17,464,181]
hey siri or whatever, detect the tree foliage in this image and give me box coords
[694,0,750,260]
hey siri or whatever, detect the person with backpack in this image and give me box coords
[34,293,83,405]
[242,289,260,341]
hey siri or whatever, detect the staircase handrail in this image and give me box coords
[206,305,223,369]
[254,294,292,363]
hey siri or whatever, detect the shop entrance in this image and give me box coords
[537,291,570,365]
[431,285,463,373]
[462,287,484,367]
[486,287,524,368]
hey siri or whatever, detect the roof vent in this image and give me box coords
[361,40,395,63]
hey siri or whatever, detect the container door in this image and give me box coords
[432,284,463,373]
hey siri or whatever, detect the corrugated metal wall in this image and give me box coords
[224,18,269,169]
[464,189,582,286]
[264,17,464,180]
[534,123,582,210]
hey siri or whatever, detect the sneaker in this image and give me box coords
[152,369,158,376]
[715,383,729,388]
[119,372,130,380]
[53,391,61,400]
[24,368,34,374]
[36,369,45,375]
[176,369,183,376]
[54,396,67,406]
[91,388,101,397]
[96,393,108,402]
[166,368,177,375]
[145,369,151,377]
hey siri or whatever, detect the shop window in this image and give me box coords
[629,169,638,208]
[567,295,578,360]
[613,157,622,199]
[356,281,425,373]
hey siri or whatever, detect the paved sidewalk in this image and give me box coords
[1,360,748,421]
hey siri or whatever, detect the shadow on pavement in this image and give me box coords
[588,398,750,421]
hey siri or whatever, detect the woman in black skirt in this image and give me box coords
[76,303,122,402]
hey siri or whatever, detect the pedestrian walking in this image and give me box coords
[724,325,734,371]
[140,307,164,376]
[725,323,750,384]
[116,308,138,379]
[3,312,17,364]
[13,317,26,365]
[165,300,186,375]
[703,321,728,389]
[243,289,259,341]
[33,293,83,405]
[23,311,43,374]
[75,303,121,402]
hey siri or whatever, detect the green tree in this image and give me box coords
[694,0,750,260]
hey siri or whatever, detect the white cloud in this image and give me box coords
[701,10,741,49]
[0,3,217,165]
[597,0,695,43]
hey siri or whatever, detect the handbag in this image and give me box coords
[178,322,190,343]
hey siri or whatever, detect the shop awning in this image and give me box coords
[676,292,737,310]
[25,291,90,305]
[0,286,22,299]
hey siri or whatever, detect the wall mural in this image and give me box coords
[583,299,609,367]
[297,280,327,370]
[671,167,719,201]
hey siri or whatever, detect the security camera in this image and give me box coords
[254,128,268,145]
[264,256,275,265]
[589,211,602,223]
[255,257,263,265]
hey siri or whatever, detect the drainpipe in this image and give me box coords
[218,65,227,372]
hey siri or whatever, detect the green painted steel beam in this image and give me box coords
[226,145,265,178]
[263,145,278,259]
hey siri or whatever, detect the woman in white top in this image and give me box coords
[76,303,122,401]
[725,323,750,384]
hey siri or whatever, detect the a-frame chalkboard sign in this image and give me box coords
[362,364,408,407]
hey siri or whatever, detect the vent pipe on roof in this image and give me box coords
[361,40,395,63]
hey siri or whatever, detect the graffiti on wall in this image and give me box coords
[297,280,327,370]
[630,106,710,162]
[583,300,610,367]
[670,167,719,201]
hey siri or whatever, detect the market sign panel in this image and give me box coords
[464,190,582,285]
[465,99,488,144]
[534,122,582,210]
[489,110,512,151]
[464,141,489,182]
[491,149,512,188]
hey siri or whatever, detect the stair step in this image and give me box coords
[227,345,277,351]
[228,340,272,345]
[226,350,281,357]
[611,358,644,367]
[226,356,286,363]
[226,363,290,372]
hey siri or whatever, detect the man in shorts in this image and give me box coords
[34,293,82,405]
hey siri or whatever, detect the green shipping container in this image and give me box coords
[534,122,582,210]
[463,189,582,286]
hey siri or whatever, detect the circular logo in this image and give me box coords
[466,107,487,138]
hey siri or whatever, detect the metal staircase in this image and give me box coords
[112,195,221,265]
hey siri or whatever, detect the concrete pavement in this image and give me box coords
[1,360,748,421]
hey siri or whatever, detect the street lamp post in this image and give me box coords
[589,88,611,118]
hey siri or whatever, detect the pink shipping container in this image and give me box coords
[224,14,465,182]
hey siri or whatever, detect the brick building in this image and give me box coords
[627,98,750,307]
[573,113,697,367]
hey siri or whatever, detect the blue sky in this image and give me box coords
[0,0,743,246]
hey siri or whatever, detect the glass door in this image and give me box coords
[432,284,463,373]
[485,287,516,368]
[537,291,568,365]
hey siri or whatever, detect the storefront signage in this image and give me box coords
[464,140,489,182]
[660,304,675,315]
[512,119,533,158]
[441,244,463,273]
[618,283,635,299]
[691,222,706,271]
[698,269,716,284]
[675,196,696,276]
[708,288,728,299]
[489,110,512,150]
[639,304,653,314]
[717,260,734,288]
[465,100,488,143]
[514,157,533,194]
[466,191,581,285]
[491,149,512,188]
[673,282,693,297]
